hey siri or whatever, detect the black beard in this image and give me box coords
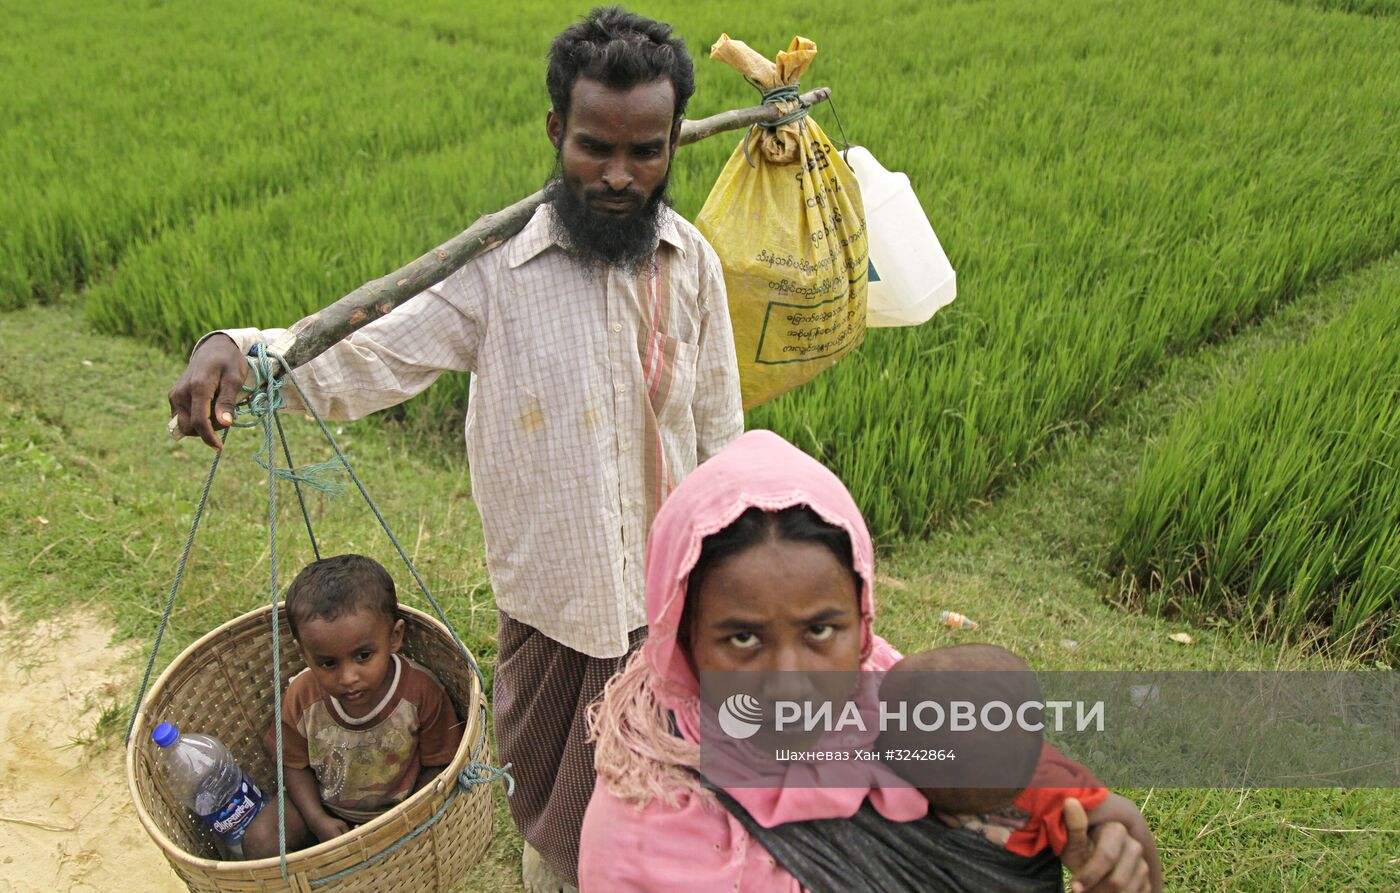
[544,162,672,276]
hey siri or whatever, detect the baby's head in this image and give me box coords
[875,644,1043,815]
[286,554,404,717]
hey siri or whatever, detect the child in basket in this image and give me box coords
[876,644,1162,892]
[242,554,463,857]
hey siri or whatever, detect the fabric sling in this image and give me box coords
[710,786,1064,893]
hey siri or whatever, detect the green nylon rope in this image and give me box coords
[257,349,291,881]
[240,356,345,495]
[123,429,227,747]
[743,83,810,170]
[741,81,856,169]
[759,84,808,128]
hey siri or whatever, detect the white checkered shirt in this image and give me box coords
[216,204,744,657]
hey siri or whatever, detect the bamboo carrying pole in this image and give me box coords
[167,87,834,439]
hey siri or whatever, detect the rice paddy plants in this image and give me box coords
[1111,266,1400,657]
[1281,0,1400,16]
[0,0,546,308]
[749,0,1400,538]
[8,1,1400,543]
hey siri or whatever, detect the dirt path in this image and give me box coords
[0,609,184,893]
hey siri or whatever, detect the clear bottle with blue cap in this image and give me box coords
[150,721,266,859]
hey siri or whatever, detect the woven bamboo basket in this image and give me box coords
[126,602,493,893]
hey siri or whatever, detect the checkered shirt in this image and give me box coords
[215,203,744,656]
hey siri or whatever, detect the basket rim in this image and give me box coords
[125,601,488,874]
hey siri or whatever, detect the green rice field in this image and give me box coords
[4,1,1400,889]
[1113,265,1399,657]
[8,1,1400,546]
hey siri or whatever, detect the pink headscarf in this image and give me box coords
[582,431,929,890]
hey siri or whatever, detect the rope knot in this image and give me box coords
[461,760,517,796]
[239,345,288,420]
[757,83,807,130]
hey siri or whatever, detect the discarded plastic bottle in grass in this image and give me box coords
[151,721,265,859]
[939,610,979,631]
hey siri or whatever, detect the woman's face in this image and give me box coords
[688,537,863,676]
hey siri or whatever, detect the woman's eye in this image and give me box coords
[728,632,760,650]
[808,624,835,642]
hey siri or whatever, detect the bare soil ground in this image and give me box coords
[0,608,183,893]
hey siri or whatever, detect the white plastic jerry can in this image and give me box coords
[845,146,956,327]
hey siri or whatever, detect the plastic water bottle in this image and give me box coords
[939,610,980,631]
[151,721,266,859]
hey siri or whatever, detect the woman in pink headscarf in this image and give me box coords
[578,430,1152,893]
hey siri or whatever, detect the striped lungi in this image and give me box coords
[493,611,646,886]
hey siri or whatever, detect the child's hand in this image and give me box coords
[309,814,350,842]
[1060,798,1094,874]
[1062,797,1151,893]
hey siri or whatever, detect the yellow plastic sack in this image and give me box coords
[696,35,868,410]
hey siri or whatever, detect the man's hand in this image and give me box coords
[1062,797,1152,893]
[168,334,248,450]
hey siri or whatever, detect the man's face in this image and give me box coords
[546,76,679,272]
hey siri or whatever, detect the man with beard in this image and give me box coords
[167,8,743,890]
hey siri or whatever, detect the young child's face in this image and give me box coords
[296,607,405,718]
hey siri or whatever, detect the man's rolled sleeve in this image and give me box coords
[197,267,488,421]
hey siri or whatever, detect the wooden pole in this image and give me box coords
[275,87,832,371]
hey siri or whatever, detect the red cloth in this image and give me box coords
[1003,743,1109,857]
